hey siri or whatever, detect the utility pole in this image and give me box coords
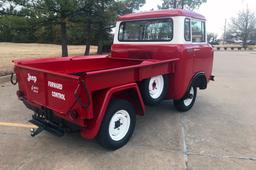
[223,19,227,45]
[173,0,177,8]
[181,0,184,9]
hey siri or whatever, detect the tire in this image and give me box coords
[140,75,168,105]
[97,100,136,150]
[173,85,197,112]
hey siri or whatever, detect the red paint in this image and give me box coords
[117,9,206,21]
[14,57,178,129]
[13,9,214,140]
[81,83,145,139]
[111,44,213,99]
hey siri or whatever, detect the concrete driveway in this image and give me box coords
[0,51,256,170]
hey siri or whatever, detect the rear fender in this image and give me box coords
[176,72,207,100]
[191,72,207,90]
[184,72,207,97]
[81,83,145,139]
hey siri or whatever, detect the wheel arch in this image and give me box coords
[191,72,208,90]
[81,83,145,139]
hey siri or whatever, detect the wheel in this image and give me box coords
[97,100,136,150]
[140,75,168,105]
[173,85,197,112]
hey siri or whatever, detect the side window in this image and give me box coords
[184,18,191,41]
[192,20,206,43]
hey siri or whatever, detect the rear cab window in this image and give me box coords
[118,18,173,42]
[191,20,206,43]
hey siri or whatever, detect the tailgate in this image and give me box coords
[16,66,80,114]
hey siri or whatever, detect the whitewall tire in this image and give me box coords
[97,100,136,150]
[140,75,168,105]
[174,85,197,112]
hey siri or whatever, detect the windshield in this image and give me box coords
[118,18,173,42]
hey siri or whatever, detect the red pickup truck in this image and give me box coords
[12,9,214,150]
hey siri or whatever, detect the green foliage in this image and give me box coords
[159,0,207,10]
[0,15,36,42]
[0,0,146,55]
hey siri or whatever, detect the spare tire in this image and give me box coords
[140,75,168,105]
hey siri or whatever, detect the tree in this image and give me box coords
[228,8,256,48]
[0,15,36,42]
[84,0,145,54]
[207,32,220,45]
[0,0,6,15]
[67,0,145,55]
[82,0,95,55]
[0,1,38,42]
[207,32,218,44]
[6,0,88,57]
[159,0,207,10]
[1,0,146,55]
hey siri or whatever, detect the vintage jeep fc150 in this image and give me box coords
[12,9,214,150]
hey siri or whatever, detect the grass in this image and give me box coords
[0,42,97,76]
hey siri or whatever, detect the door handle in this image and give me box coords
[186,48,194,54]
[193,48,200,52]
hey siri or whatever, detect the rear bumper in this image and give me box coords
[29,114,65,137]
[19,94,82,131]
[22,97,46,115]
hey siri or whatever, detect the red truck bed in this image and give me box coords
[14,55,178,126]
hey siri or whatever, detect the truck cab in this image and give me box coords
[112,9,213,101]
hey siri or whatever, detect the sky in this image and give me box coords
[140,0,256,37]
